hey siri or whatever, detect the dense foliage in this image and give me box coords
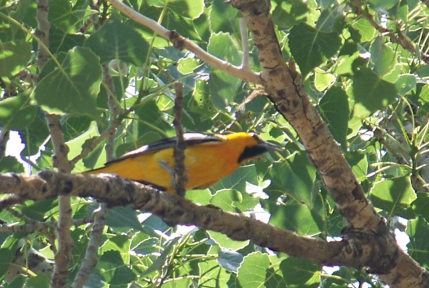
[1,0,429,287]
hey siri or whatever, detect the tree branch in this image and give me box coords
[350,0,429,65]
[239,18,249,70]
[173,82,187,197]
[229,0,427,287]
[0,128,10,158]
[0,171,396,270]
[105,0,262,85]
[36,0,74,285]
[71,205,107,288]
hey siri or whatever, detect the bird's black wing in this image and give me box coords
[104,133,222,165]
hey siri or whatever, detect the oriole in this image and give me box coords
[84,132,282,192]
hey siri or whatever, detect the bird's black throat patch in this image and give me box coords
[237,145,268,163]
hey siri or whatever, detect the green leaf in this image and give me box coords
[0,156,24,173]
[34,47,102,118]
[369,0,398,10]
[0,236,19,281]
[66,121,101,172]
[136,99,173,138]
[61,116,93,141]
[207,231,249,251]
[266,152,316,205]
[265,267,288,287]
[177,57,202,74]
[98,250,136,285]
[370,40,397,78]
[211,164,258,192]
[369,177,417,217]
[133,237,158,255]
[395,74,416,96]
[315,7,341,32]
[412,193,429,223]
[269,201,320,236]
[334,52,359,75]
[217,248,243,273]
[280,257,321,286]
[18,113,50,157]
[162,9,202,41]
[350,18,376,42]
[350,65,397,118]
[0,40,32,77]
[345,150,368,182]
[419,84,429,103]
[319,86,349,148]
[140,237,180,277]
[22,199,57,221]
[84,17,149,66]
[106,206,146,232]
[272,0,309,30]
[210,189,258,213]
[49,26,85,54]
[188,79,216,120]
[82,137,105,169]
[237,252,270,287]
[207,32,241,109]
[314,68,335,91]
[25,272,50,288]
[199,259,229,287]
[146,0,204,19]
[5,274,26,288]
[48,0,78,33]
[0,94,36,130]
[209,0,239,34]
[407,216,429,268]
[185,189,212,205]
[289,23,341,77]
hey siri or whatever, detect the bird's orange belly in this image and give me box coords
[126,145,238,191]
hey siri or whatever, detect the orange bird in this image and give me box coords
[84,132,282,192]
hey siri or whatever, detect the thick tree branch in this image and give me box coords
[230,0,378,231]
[36,0,74,286]
[1,170,427,284]
[45,114,74,288]
[229,0,428,287]
[105,0,262,85]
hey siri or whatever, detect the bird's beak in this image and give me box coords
[259,141,284,152]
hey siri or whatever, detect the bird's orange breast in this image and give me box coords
[87,141,243,192]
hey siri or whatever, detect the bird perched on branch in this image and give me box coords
[84,132,282,192]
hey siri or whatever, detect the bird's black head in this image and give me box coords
[237,134,283,163]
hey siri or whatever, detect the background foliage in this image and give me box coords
[1,0,429,287]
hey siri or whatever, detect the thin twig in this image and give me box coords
[350,0,429,64]
[239,18,249,70]
[70,120,120,166]
[36,0,50,70]
[105,0,261,85]
[0,128,10,158]
[71,205,107,288]
[172,82,187,197]
[102,65,118,162]
[78,0,100,33]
